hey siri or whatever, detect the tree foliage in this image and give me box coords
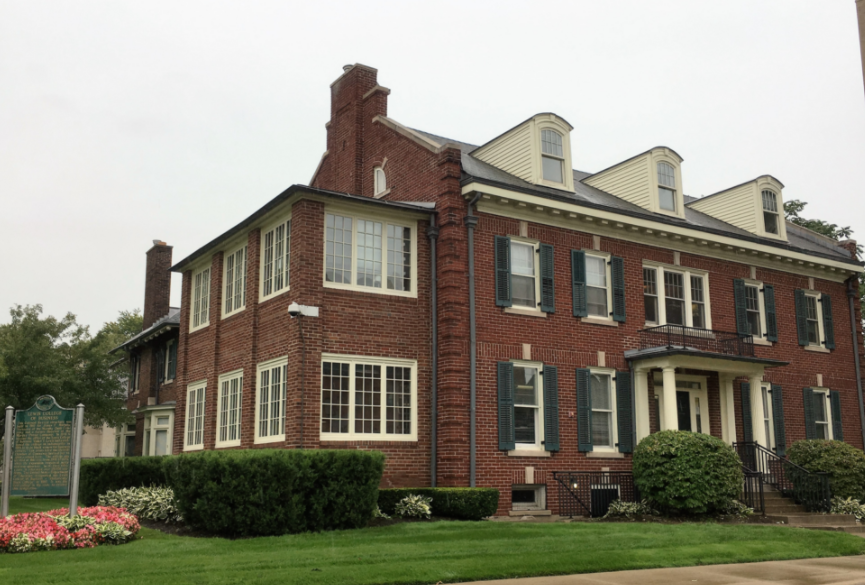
[784,199,856,242]
[0,305,136,435]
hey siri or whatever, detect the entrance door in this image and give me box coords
[654,373,710,434]
[676,391,692,431]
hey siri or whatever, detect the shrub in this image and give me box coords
[98,486,182,523]
[395,495,432,519]
[162,449,384,537]
[719,500,754,518]
[378,488,499,520]
[788,440,865,501]
[632,430,743,515]
[79,456,168,506]
[830,497,865,521]
[602,499,658,519]
[0,507,138,553]
[372,506,390,520]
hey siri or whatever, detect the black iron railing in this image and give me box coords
[639,325,754,357]
[553,471,639,518]
[741,469,765,514]
[734,442,831,512]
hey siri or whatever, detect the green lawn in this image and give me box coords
[3,497,864,585]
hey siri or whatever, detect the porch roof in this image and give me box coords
[624,346,788,373]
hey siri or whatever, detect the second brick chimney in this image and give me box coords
[143,240,173,329]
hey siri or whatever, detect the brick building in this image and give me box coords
[162,64,865,516]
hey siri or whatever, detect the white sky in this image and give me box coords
[1,1,864,331]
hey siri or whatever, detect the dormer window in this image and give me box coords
[374,167,387,196]
[540,130,564,183]
[657,162,677,212]
[762,190,779,235]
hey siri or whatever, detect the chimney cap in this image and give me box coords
[152,240,167,246]
[343,64,353,72]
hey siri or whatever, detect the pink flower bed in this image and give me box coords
[0,506,139,553]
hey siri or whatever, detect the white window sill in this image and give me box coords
[320,434,418,442]
[222,307,247,320]
[504,307,547,318]
[259,286,291,304]
[215,442,241,449]
[507,449,551,458]
[373,188,391,199]
[183,444,204,452]
[586,451,625,459]
[254,435,285,445]
[323,281,416,299]
[804,345,831,354]
[581,317,618,327]
[752,337,773,347]
[189,324,210,334]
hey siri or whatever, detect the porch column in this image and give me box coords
[661,367,678,431]
[634,368,651,442]
[720,375,737,444]
[749,374,767,447]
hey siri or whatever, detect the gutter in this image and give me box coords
[464,192,482,487]
[427,215,439,486]
[846,276,865,450]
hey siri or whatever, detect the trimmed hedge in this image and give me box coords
[788,439,865,501]
[79,456,168,506]
[632,430,743,515]
[378,488,499,520]
[163,449,384,537]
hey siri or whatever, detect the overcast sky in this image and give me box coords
[1,1,864,332]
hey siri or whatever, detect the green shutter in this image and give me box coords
[764,285,778,342]
[616,371,633,453]
[497,362,515,450]
[576,368,593,451]
[494,236,512,307]
[734,279,749,336]
[543,365,560,451]
[741,382,753,443]
[830,390,843,441]
[803,387,817,440]
[611,256,626,322]
[571,250,587,317]
[539,244,555,313]
[795,289,809,346]
[771,384,786,456]
[821,294,835,350]
[168,341,177,380]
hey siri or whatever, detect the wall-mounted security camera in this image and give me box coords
[288,302,302,318]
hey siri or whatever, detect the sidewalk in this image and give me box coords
[460,556,865,585]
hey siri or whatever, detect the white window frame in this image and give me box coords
[259,216,292,302]
[190,266,211,332]
[511,359,544,451]
[812,387,833,440]
[643,267,660,325]
[164,340,175,383]
[743,279,768,341]
[374,166,387,197]
[657,161,678,213]
[142,409,174,457]
[804,291,825,347]
[322,209,417,298]
[115,423,137,457]
[509,238,541,313]
[540,129,565,185]
[762,190,780,236]
[254,357,287,445]
[642,262,712,329]
[216,369,243,448]
[223,243,248,318]
[319,353,418,442]
[183,381,207,452]
[589,367,618,452]
[511,484,546,511]
[584,251,613,322]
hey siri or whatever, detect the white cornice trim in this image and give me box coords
[372,116,458,154]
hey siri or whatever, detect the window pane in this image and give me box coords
[354,364,381,434]
[643,268,658,322]
[659,187,676,211]
[586,256,606,287]
[691,276,705,329]
[592,411,612,447]
[761,190,778,212]
[806,296,820,344]
[511,243,534,275]
[657,162,676,188]
[542,155,563,183]
[813,394,827,422]
[514,407,536,443]
[375,168,387,194]
[587,287,608,318]
[385,366,412,435]
[511,242,536,308]
[356,220,383,288]
[325,214,352,284]
[591,374,611,409]
[665,272,684,299]
[745,286,761,336]
[666,298,685,325]
[154,430,168,456]
[514,367,537,405]
[540,129,563,157]
[512,488,537,505]
[386,225,411,291]
[764,211,779,235]
[322,361,350,434]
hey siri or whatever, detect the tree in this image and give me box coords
[0,305,134,436]
[96,309,143,354]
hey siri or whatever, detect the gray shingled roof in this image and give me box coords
[412,129,858,266]
[111,307,181,354]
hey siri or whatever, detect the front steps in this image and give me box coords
[759,487,862,535]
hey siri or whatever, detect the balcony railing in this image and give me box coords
[639,324,755,357]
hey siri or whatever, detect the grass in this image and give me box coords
[2,497,864,585]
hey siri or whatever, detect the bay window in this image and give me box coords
[642,264,711,329]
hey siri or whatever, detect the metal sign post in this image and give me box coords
[68,404,84,517]
[1,406,13,517]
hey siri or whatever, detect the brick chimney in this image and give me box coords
[323,64,389,194]
[143,240,173,329]
[839,239,860,260]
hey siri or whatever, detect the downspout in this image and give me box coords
[465,192,482,487]
[845,276,865,450]
[298,315,307,449]
[427,215,439,487]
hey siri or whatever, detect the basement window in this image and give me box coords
[512,484,546,511]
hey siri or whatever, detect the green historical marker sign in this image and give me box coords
[9,396,74,497]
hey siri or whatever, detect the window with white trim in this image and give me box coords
[541,130,564,183]
[255,358,286,443]
[657,162,677,212]
[164,339,177,382]
[762,190,780,235]
[320,354,417,441]
[324,213,415,296]
[374,167,387,196]
[129,354,141,395]
[805,293,822,346]
[224,245,247,316]
[514,363,543,449]
[813,388,832,439]
[216,370,243,448]
[590,370,617,451]
[115,423,136,457]
[184,382,206,451]
[642,264,711,329]
[586,254,611,319]
[745,284,762,337]
[261,219,291,299]
[511,240,538,309]
[191,267,211,331]
[512,484,546,511]
[143,410,174,457]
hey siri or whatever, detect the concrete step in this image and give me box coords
[764,503,809,514]
[765,514,858,526]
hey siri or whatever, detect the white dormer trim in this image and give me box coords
[688,175,787,242]
[649,148,685,219]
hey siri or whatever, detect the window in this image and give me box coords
[806,295,820,345]
[115,423,136,457]
[591,372,617,450]
[184,382,206,451]
[511,485,546,511]
[586,255,608,318]
[374,167,387,196]
[745,285,762,337]
[325,213,415,296]
[511,241,537,309]
[514,365,542,448]
[224,245,247,315]
[164,340,177,382]
[262,219,291,299]
[142,411,173,457]
[657,162,677,212]
[762,190,779,235]
[217,371,243,448]
[541,129,564,183]
[255,358,286,443]
[813,389,830,439]
[129,354,141,395]
[643,265,711,329]
[191,267,211,331]
[643,268,659,323]
[320,354,417,441]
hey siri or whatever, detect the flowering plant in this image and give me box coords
[0,506,139,553]
[395,494,432,519]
